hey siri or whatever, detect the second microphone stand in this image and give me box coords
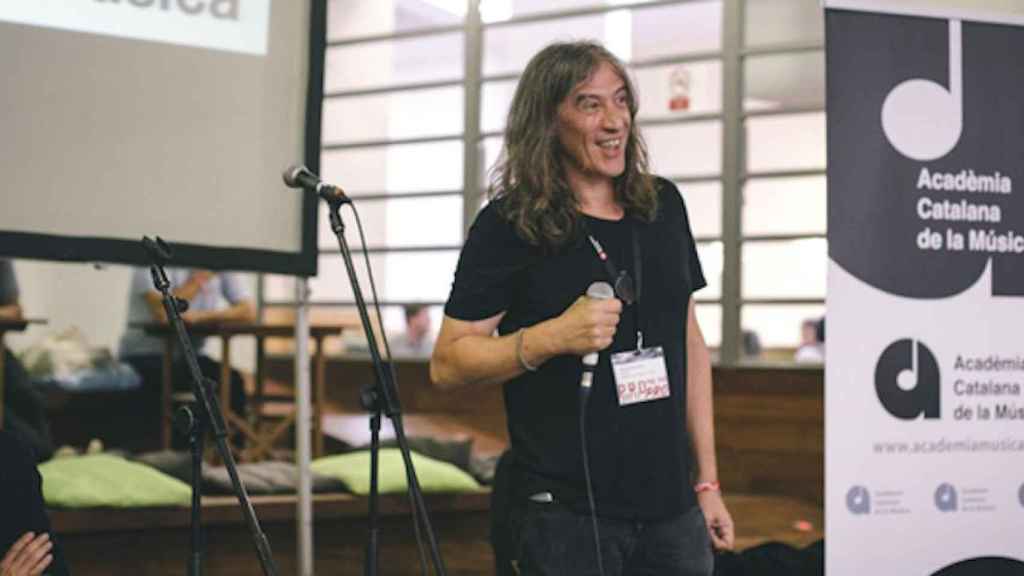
[143,237,279,576]
[323,198,448,576]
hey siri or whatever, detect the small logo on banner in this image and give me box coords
[875,339,941,419]
[935,483,958,512]
[846,485,871,515]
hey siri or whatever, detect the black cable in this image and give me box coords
[578,386,606,576]
[347,203,431,576]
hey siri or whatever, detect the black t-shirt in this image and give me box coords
[445,178,706,520]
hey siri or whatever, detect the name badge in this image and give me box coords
[611,346,670,406]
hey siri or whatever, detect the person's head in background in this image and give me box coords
[489,40,658,250]
[403,304,431,345]
[741,329,762,359]
[800,318,818,346]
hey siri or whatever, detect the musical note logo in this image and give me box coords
[881,20,963,161]
[875,338,941,420]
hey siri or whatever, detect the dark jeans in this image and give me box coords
[514,501,713,576]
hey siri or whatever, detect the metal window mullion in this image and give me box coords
[316,245,462,255]
[630,50,724,70]
[482,0,709,29]
[742,168,826,181]
[328,24,464,48]
[639,112,724,127]
[741,233,827,243]
[323,134,462,151]
[323,78,464,100]
[480,113,724,140]
[667,173,722,184]
[481,51,723,85]
[463,0,484,238]
[341,190,464,201]
[741,40,824,57]
[719,0,744,366]
[743,104,825,119]
[740,298,825,306]
[266,300,450,308]
[694,298,723,305]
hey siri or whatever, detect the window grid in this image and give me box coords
[261,0,828,365]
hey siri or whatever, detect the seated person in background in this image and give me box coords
[0,429,69,576]
[741,329,762,360]
[118,268,254,446]
[388,304,434,359]
[0,260,54,462]
[794,317,825,363]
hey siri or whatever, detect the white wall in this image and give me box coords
[7,260,132,354]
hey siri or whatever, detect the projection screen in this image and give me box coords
[0,0,324,276]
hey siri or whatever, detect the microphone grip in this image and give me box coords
[579,281,613,389]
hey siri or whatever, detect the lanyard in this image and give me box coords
[585,220,644,349]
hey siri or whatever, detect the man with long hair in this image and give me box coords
[431,41,733,574]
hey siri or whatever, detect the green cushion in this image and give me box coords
[39,454,191,508]
[311,448,484,495]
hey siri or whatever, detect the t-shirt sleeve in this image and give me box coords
[444,203,533,321]
[130,267,155,297]
[220,272,253,304]
[660,179,707,294]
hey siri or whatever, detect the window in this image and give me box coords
[263,0,828,364]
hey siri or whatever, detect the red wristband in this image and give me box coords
[693,481,721,494]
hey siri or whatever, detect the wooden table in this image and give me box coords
[140,322,342,460]
[0,317,45,429]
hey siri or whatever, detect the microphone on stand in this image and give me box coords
[580,281,615,390]
[282,164,351,204]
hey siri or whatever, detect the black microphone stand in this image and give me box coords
[321,197,448,576]
[173,395,206,576]
[141,237,280,576]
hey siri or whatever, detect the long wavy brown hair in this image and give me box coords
[488,41,658,250]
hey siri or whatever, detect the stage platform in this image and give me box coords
[49,490,822,575]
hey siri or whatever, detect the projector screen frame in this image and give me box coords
[0,0,326,278]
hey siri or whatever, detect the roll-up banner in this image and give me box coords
[824,1,1024,574]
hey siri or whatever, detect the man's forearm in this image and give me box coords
[431,320,561,389]
[189,301,256,324]
[686,334,719,483]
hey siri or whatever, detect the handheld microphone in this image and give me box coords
[282,164,351,204]
[580,281,614,389]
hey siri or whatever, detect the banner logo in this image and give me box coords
[846,485,871,514]
[935,483,958,512]
[881,20,963,161]
[875,339,941,419]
